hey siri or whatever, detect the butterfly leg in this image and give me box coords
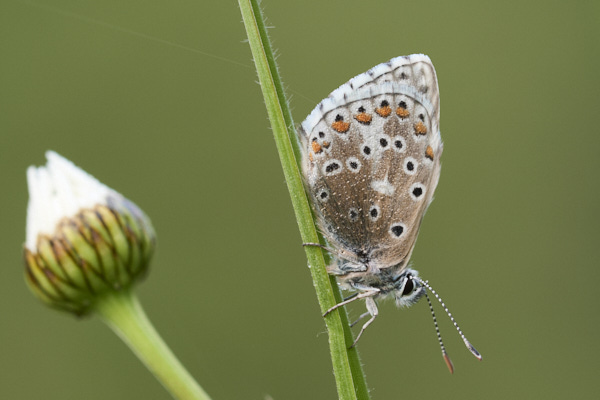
[350,297,379,348]
[350,311,371,327]
[323,289,379,317]
[328,263,368,276]
[303,243,367,274]
[302,242,334,252]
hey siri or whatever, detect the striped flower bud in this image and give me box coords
[24,151,156,316]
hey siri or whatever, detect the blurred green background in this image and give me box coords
[1,1,599,399]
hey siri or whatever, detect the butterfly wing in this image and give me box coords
[298,54,442,270]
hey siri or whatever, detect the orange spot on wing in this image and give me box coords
[375,105,392,117]
[414,121,427,135]
[322,141,330,149]
[331,120,350,133]
[354,112,372,124]
[311,140,323,154]
[425,145,434,160]
[396,107,410,119]
[309,152,314,162]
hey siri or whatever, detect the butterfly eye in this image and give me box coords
[402,275,415,296]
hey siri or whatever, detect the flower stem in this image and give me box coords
[94,289,211,400]
[237,1,371,399]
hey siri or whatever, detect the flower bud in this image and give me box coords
[24,152,156,316]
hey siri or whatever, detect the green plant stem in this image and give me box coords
[237,1,370,399]
[94,289,211,400]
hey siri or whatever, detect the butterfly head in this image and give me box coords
[392,268,425,307]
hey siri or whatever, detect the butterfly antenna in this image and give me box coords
[417,278,482,363]
[423,290,454,374]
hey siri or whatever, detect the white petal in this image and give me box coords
[25,151,118,251]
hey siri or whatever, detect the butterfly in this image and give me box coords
[297,54,480,372]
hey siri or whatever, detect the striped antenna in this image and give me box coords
[423,291,454,374]
[416,277,482,371]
